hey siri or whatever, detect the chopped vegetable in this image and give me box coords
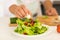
[57,24,60,33]
[14,18,48,35]
[42,16,48,19]
[10,17,17,24]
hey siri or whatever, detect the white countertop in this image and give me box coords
[0,17,60,40]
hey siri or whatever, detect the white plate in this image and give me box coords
[11,25,53,38]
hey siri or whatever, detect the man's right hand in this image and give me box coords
[9,4,32,18]
[45,8,58,16]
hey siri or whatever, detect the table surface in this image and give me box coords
[0,17,60,40]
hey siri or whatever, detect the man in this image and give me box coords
[9,0,58,18]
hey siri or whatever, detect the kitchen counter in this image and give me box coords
[0,17,60,40]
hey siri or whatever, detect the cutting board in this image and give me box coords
[37,16,60,26]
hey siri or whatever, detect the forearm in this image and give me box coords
[42,0,58,16]
[42,0,53,10]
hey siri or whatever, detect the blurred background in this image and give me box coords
[0,0,4,17]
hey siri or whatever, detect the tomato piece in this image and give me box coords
[24,33,27,35]
[57,24,60,33]
[24,22,28,26]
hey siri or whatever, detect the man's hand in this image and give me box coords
[46,8,58,16]
[9,4,32,18]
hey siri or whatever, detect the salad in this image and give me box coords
[14,18,48,35]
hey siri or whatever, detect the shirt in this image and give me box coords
[17,0,42,16]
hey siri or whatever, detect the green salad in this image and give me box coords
[14,18,48,35]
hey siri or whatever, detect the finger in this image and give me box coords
[21,5,28,15]
[21,5,32,16]
[11,5,21,18]
[46,10,52,16]
[12,6,22,18]
[46,9,51,14]
[9,4,17,14]
[9,4,20,18]
[18,6,26,18]
[51,8,58,16]
[15,6,23,18]
[53,8,58,15]
[46,12,52,16]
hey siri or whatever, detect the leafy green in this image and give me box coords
[14,18,48,35]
